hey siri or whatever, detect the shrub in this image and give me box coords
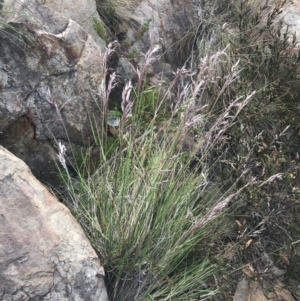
[191,0,300,297]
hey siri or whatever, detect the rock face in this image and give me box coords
[0,146,108,301]
[0,0,106,186]
[275,0,300,39]
[251,0,300,42]
[127,0,196,69]
[38,0,106,48]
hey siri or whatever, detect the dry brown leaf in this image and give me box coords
[245,239,253,249]
[281,252,290,265]
[243,263,256,278]
[235,219,242,230]
[223,242,235,260]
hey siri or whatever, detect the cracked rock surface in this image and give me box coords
[0,0,106,187]
[0,146,108,301]
[39,0,106,48]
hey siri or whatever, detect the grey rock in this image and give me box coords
[128,0,196,69]
[233,278,249,301]
[0,146,108,301]
[116,56,136,83]
[38,0,106,48]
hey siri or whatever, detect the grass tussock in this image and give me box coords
[58,41,259,300]
[56,0,300,300]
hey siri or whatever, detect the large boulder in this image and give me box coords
[0,0,106,186]
[0,146,108,301]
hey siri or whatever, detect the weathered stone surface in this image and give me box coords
[275,0,300,40]
[0,146,108,301]
[0,0,105,186]
[127,0,196,69]
[115,0,194,92]
[38,0,106,48]
[233,278,249,301]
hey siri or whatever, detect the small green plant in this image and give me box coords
[136,19,151,40]
[96,0,119,34]
[127,48,137,59]
[93,17,109,43]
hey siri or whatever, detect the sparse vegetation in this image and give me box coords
[8,0,297,299]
